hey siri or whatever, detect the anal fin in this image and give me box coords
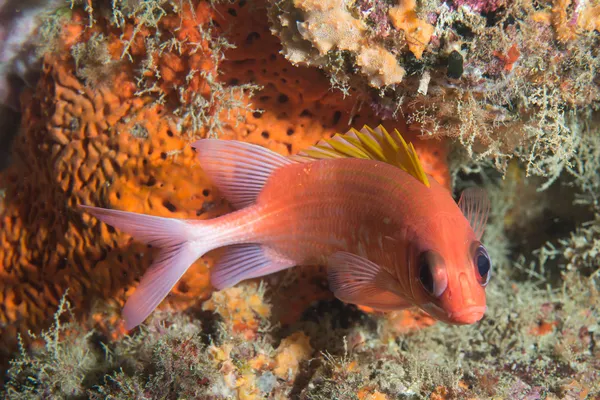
[327,252,411,310]
[211,244,296,289]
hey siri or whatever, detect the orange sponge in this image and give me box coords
[0,0,450,356]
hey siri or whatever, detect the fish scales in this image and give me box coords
[246,159,421,269]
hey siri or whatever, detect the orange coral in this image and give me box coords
[0,51,221,349]
[378,309,437,341]
[0,0,450,357]
[493,44,521,72]
[555,379,591,400]
[529,319,558,336]
[578,3,600,32]
[202,283,271,340]
[388,0,435,59]
[273,331,314,380]
[358,388,391,400]
[430,386,450,400]
[0,2,226,357]
[550,0,600,41]
[552,0,578,41]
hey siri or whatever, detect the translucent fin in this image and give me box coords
[80,205,213,330]
[327,251,411,310]
[292,124,430,188]
[211,244,295,289]
[123,243,201,330]
[192,139,295,209]
[80,205,193,247]
[458,187,490,240]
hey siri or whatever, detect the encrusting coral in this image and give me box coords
[388,0,435,59]
[269,0,600,188]
[269,0,407,87]
[0,0,449,361]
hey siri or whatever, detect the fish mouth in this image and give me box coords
[448,306,487,324]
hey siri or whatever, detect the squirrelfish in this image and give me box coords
[81,125,492,330]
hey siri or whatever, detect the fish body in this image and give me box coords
[81,125,491,330]
[233,158,436,265]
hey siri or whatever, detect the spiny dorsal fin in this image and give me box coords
[291,124,430,188]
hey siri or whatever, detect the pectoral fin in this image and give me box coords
[327,252,411,310]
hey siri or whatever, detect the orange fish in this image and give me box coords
[81,125,491,330]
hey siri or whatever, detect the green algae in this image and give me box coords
[3,258,599,398]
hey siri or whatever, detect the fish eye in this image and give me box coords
[474,244,491,286]
[417,251,446,297]
[418,253,434,295]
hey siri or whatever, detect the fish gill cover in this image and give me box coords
[0,0,599,398]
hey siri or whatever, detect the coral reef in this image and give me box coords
[3,267,599,398]
[0,0,449,362]
[269,0,406,87]
[388,0,435,59]
[269,0,600,186]
[1,0,600,396]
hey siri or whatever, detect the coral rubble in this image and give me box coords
[3,270,599,398]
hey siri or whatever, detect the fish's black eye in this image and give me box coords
[416,250,447,297]
[418,253,434,295]
[474,244,491,286]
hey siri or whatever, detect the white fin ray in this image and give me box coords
[123,243,201,330]
[80,205,214,330]
[458,187,491,240]
[211,244,295,289]
[192,139,295,209]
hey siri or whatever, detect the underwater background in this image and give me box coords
[0,0,599,398]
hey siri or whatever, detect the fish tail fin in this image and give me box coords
[80,205,216,330]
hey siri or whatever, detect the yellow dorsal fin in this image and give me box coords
[292,124,430,187]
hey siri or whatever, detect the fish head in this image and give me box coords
[409,216,491,325]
